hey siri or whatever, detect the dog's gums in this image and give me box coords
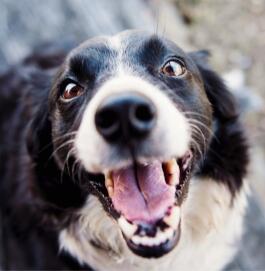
[103,151,192,257]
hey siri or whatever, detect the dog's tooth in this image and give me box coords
[118,217,137,238]
[164,159,180,186]
[168,159,178,173]
[155,230,163,244]
[131,235,141,245]
[145,237,156,246]
[140,236,150,246]
[130,229,175,247]
[105,172,113,186]
[105,172,114,197]
[152,237,161,246]
[163,159,172,173]
[159,231,168,244]
[165,228,174,239]
[131,236,150,246]
[163,206,181,229]
[106,186,114,197]
[168,173,179,186]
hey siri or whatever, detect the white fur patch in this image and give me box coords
[75,75,190,173]
[59,178,249,271]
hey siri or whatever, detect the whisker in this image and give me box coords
[189,123,207,151]
[190,138,204,160]
[188,118,216,139]
[71,151,82,184]
[39,131,77,153]
[184,111,211,121]
[48,139,75,162]
[52,131,77,142]
[65,148,76,177]
[59,147,75,184]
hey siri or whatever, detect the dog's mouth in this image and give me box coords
[103,150,193,258]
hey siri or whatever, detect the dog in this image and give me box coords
[0,30,248,270]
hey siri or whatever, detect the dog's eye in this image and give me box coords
[161,60,186,77]
[62,83,84,100]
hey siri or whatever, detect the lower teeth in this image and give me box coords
[118,205,180,247]
[131,227,174,246]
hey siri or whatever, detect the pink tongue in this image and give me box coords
[111,161,176,223]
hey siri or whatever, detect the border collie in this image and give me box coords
[0,30,248,270]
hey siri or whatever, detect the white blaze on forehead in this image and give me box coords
[75,74,190,173]
[108,35,122,51]
[107,34,128,76]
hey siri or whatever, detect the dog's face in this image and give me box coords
[47,30,213,258]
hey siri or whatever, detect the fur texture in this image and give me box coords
[0,31,248,270]
[60,180,249,271]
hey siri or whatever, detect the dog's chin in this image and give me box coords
[96,150,193,258]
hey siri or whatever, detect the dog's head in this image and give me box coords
[28,30,242,260]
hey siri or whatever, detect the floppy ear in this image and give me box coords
[190,51,248,194]
[189,50,238,122]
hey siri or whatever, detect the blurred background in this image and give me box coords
[0,0,264,269]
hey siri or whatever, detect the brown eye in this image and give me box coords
[161,60,186,77]
[62,83,84,100]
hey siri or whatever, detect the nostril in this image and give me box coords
[130,102,156,136]
[96,109,116,129]
[95,108,120,139]
[134,103,155,123]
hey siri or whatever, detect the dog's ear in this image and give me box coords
[189,50,238,122]
[189,50,211,69]
[190,51,248,194]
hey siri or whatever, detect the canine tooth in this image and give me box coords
[105,172,113,186]
[118,217,137,238]
[106,186,114,197]
[164,159,179,186]
[163,206,181,229]
[168,174,179,186]
[105,172,114,197]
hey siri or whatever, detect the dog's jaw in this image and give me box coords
[59,180,249,271]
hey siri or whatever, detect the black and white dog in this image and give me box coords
[0,30,248,270]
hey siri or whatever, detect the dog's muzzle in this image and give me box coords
[75,76,192,258]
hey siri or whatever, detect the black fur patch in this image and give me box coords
[195,62,248,195]
[0,32,248,269]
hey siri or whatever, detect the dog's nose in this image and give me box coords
[95,93,156,142]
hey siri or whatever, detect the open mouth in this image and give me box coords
[104,150,193,258]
